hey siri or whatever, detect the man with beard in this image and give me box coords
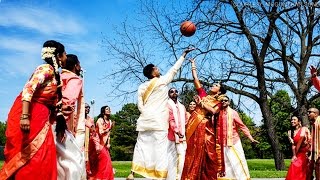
[167,88,187,180]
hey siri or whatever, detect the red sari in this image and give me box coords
[0,64,57,180]
[88,134,114,180]
[285,127,310,180]
[181,88,224,180]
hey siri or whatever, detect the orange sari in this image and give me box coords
[182,88,224,180]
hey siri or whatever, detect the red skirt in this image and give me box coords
[88,141,114,180]
[1,94,57,180]
[285,151,309,180]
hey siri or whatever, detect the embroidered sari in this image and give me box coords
[0,64,57,180]
[181,88,224,180]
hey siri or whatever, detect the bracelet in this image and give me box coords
[20,114,30,118]
[20,116,29,120]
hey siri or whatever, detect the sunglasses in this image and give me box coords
[308,111,315,114]
[221,99,229,102]
[169,90,178,93]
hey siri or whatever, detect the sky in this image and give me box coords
[0,0,138,121]
[0,0,265,125]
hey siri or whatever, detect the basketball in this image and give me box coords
[180,21,196,37]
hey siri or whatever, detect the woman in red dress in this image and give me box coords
[0,40,68,180]
[285,115,310,180]
[88,105,114,180]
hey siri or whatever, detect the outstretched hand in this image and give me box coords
[182,46,196,57]
[189,58,196,64]
[310,65,317,77]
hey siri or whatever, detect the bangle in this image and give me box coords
[20,114,30,118]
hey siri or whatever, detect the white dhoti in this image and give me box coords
[167,141,186,180]
[75,131,86,180]
[132,130,168,179]
[56,130,85,180]
[224,140,250,180]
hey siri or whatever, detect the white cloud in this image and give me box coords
[0,36,40,53]
[0,5,86,35]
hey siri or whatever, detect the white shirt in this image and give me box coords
[136,55,185,131]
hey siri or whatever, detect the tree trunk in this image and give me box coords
[260,101,285,170]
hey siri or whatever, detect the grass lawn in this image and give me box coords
[0,159,291,178]
[112,159,291,178]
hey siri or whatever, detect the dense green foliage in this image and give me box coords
[256,90,293,159]
[109,103,139,161]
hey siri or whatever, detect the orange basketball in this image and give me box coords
[180,21,196,37]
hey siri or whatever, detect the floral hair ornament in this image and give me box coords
[52,56,59,73]
[41,47,59,72]
[41,47,56,60]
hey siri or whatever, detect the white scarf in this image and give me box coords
[168,99,186,143]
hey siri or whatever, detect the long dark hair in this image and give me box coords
[98,105,109,119]
[42,40,67,136]
[290,115,302,139]
[64,54,79,71]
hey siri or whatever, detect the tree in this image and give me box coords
[0,121,6,160]
[102,0,320,170]
[0,121,6,146]
[110,103,139,160]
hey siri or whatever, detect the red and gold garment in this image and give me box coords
[0,64,57,180]
[181,87,224,180]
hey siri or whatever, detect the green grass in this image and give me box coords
[112,159,291,178]
[247,159,291,178]
[0,159,291,178]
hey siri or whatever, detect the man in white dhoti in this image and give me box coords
[127,47,195,180]
[219,96,259,180]
[167,88,187,180]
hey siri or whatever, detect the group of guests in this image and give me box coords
[0,40,114,180]
[284,65,320,180]
[127,48,258,180]
[2,40,320,180]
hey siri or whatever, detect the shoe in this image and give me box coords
[126,173,134,180]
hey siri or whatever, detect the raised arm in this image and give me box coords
[310,65,320,91]
[190,58,201,89]
[161,47,195,85]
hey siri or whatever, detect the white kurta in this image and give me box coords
[136,55,186,131]
[132,55,186,179]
